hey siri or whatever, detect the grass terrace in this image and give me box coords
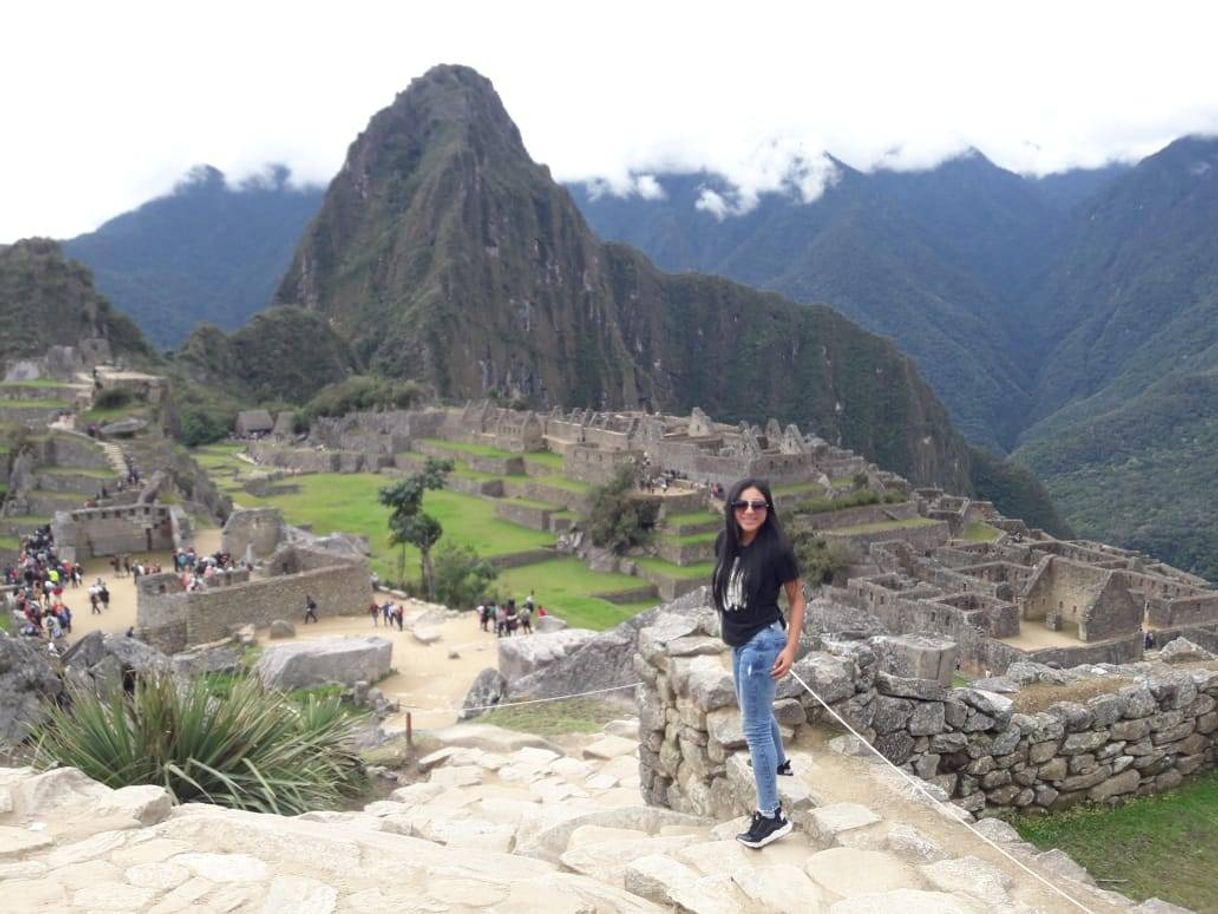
[635,557,715,580]
[496,559,658,630]
[1015,771,1218,912]
[36,466,115,479]
[0,398,71,410]
[0,378,75,389]
[417,438,516,459]
[963,521,1002,542]
[522,450,564,469]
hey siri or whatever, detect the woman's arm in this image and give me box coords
[771,578,805,678]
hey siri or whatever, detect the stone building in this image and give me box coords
[136,543,372,652]
[52,503,188,562]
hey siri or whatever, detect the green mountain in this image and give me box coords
[64,166,324,348]
[0,238,152,361]
[570,154,1076,451]
[273,64,976,490]
[1013,136,1218,576]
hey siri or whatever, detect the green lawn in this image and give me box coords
[82,405,145,424]
[497,559,657,630]
[418,438,516,459]
[829,476,857,489]
[0,398,70,409]
[0,534,21,550]
[1015,771,1218,912]
[0,378,74,389]
[963,521,1002,542]
[192,443,247,469]
[522,451,564,469]
[232,474,554,582]
[530,475,591,493]
[772,481,828,496]
[635,557,715,580]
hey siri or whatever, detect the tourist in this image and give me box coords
[519,600,533,634]
[391,603,403,631]
[304,594,319,624]
[711,477,804,849]
[504,599,519,636]
[369,601,380,626]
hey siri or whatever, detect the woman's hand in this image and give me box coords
[771,645,796,679]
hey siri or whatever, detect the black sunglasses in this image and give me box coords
[731,499,769,511]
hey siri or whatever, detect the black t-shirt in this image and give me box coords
[713,531,801,647]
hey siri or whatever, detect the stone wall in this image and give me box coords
[792,501,918,532]
[221,507,284,560]
[1023,558,1143,641]
[52,503,181,562]
[137,546,371,652]
[635,604,1218,821]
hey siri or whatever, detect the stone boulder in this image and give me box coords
[509,587,715,702]
[255,637,392,691]
[459,667,508,720]
[498,628,598,685]
[534,614,569,633]
[0,636,63,743]
[269,619,296,639]
[61,631,171,696]
[1157,637,1215,664]
[170,643,242,677]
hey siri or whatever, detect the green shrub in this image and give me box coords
[585,465,659,555]
[32,674,367,815]
[791,533,858,585]
[432,541,499,610]
[302,375,426,424]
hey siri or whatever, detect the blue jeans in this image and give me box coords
[731,621,788,815]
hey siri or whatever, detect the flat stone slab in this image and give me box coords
[804,847,923,897]
[582,735,638,760]
[920,856,1013,905]
[808,803,882,842]
[0,825,53,858]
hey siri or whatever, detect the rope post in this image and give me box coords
[405,711,413,748]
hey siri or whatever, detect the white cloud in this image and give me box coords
[3,0,1218,240]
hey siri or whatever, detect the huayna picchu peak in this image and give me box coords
[273,64,975,492]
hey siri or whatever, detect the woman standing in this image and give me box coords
[712,478,805,848]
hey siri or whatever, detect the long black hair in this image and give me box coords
[711,477,791,611]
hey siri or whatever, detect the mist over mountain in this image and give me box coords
[64,166,324,348]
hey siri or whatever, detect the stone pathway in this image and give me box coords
[0,722,1189,913]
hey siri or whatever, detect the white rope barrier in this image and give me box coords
[788,669,1100,914]
[400,681,644,716]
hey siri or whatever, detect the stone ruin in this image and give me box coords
[52,502,189,564]
[633,596,1218,821]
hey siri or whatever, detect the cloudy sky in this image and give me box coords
[4,0,1217,242]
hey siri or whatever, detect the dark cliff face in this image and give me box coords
[276,64,970,488]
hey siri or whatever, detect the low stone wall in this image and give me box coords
[137,547,371,652]
[636,604,1218,821]
[445,475,505,497]
[794,500,918,532]
[501,478,589,512]
[823,519,952,551]
[52,503,180,561]
[493,500,553,531]
[655,537,714,566]
[32,470,111,496]
[487,548,557,570]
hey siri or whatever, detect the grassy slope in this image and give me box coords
[1015,771,1218,913]
[195,446,658,630]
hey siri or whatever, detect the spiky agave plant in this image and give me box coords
[32,674,368,815]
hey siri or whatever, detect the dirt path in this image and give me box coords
[258,607,501,731]
[61,528,224,641]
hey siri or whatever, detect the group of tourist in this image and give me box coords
[368,600,405,630]
[174,547,240,592]
[3,526,85,650]
[477,593,540,637]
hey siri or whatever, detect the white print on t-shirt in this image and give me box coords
[725,558,746,612]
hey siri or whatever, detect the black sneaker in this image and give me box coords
[776,759,793,777]
[736,807,793,848]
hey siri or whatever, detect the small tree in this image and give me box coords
[585,465,659,555]
[792,531,858,586]
[378,458,453,597]
[432,542,499,610]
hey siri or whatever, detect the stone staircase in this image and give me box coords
[0,721,1185,914]
[98,439,128,478]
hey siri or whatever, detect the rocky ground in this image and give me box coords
[1,719,1188,913]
